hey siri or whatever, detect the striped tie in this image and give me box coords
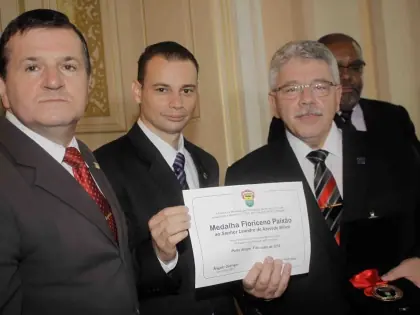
[173,152,189,190]
[307,149,342,244]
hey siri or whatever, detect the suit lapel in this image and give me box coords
[79,142,123,247]
[184,141,211,188]
[267,136,341,254]
[341,127,369,222]
[359,98,375,131]
[0,118,117,245]
[127,124,192,258]
[127,124,184,209]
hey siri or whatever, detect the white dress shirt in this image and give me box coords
[286,122,344,197]
[339,103,367,131]
[6,111,81,174]
[138,119,200,273]
[138,120,200,189]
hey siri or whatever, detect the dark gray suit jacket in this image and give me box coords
[0,117,139,315]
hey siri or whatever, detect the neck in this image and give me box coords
[140,117,181,150]
[303,127,331,150]
[31,124,76,147]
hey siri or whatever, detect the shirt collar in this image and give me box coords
[137,118,185,168]
[286,122,342,161]
[338,103,361,115]
[6,111,80,164]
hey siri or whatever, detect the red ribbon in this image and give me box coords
[350,269,387,296]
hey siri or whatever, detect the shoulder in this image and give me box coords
[361,98,407,115]
[226,145,274,184]
[94,135,131,164]
[230,145,272,170]
[185,139,218,168]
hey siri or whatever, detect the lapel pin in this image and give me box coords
[357,157,366,165]
[369,211,377,219]
[93,162,101,169]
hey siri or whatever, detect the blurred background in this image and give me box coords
[0,0,419,179]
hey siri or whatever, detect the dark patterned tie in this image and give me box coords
[173,152,189,190]
[63,147,118,243]
[307,149,342,244]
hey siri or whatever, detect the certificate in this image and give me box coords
[183,182,311,288]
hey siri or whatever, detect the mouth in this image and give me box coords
[164,115,187,122]
[342,87,355,93]
[38,98,69,103]
[296,113,322,121]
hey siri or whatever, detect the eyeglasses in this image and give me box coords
[338,60,366,75]
[272,80,338,100]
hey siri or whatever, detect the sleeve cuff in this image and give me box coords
[157,251,179,273]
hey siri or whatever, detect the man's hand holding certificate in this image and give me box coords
[183,182,311,290]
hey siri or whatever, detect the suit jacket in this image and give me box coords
[226,125,420,315]
[94,124,237,315]
[268,98,419,150]
[0,117,139,315]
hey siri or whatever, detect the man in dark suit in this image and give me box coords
[268,33,419,150]
[94,41,238,315]
[227,40,420,314]
[95,41,288,315]
[0,9,141,314]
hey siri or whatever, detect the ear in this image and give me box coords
[268,93,280,118]
[0,77,10,110]
[132,80,142,104]
[88,75,93,94]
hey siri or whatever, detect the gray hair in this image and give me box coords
[268,40,340,90]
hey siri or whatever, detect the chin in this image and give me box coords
[40,115,81,127]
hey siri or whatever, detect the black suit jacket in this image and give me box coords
[94,124,237,315]
[0,117,139,315]
[226,125,420,315]
[268,98,419,150]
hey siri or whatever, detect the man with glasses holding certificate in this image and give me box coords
[226,40,420,315]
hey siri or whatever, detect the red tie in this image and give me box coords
[307,149,343,245]
[63,147,118,243]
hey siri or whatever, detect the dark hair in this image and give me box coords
[137,41,199,84]
[0,9,91,79]
[318,33,363,55]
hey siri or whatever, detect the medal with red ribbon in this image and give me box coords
[350,269,403,302]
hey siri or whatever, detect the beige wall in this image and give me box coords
[259,0,420,141]
[1,0,419,172]
[0,0,249,181]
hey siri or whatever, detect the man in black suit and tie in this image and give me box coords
[95,41,289,315]
[268,33,419,151]
[226,40,420,314]
[94,41,237,315]
[0,9,144,315]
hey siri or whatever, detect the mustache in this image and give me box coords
[341,83,361,93]
[295,106,322,118]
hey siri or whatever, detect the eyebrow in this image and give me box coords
[19,56,81,65]
[281,78,331,86]
[338,60,365,65]
[152,83,197,89]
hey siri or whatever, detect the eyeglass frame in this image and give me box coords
[270,79,340,100]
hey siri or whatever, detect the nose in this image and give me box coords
[169,92,183,108]
[299,85,315,104]
[339,68,351,81]
[43,66,64,90]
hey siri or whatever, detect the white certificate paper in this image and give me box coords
[183,182,311,288]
